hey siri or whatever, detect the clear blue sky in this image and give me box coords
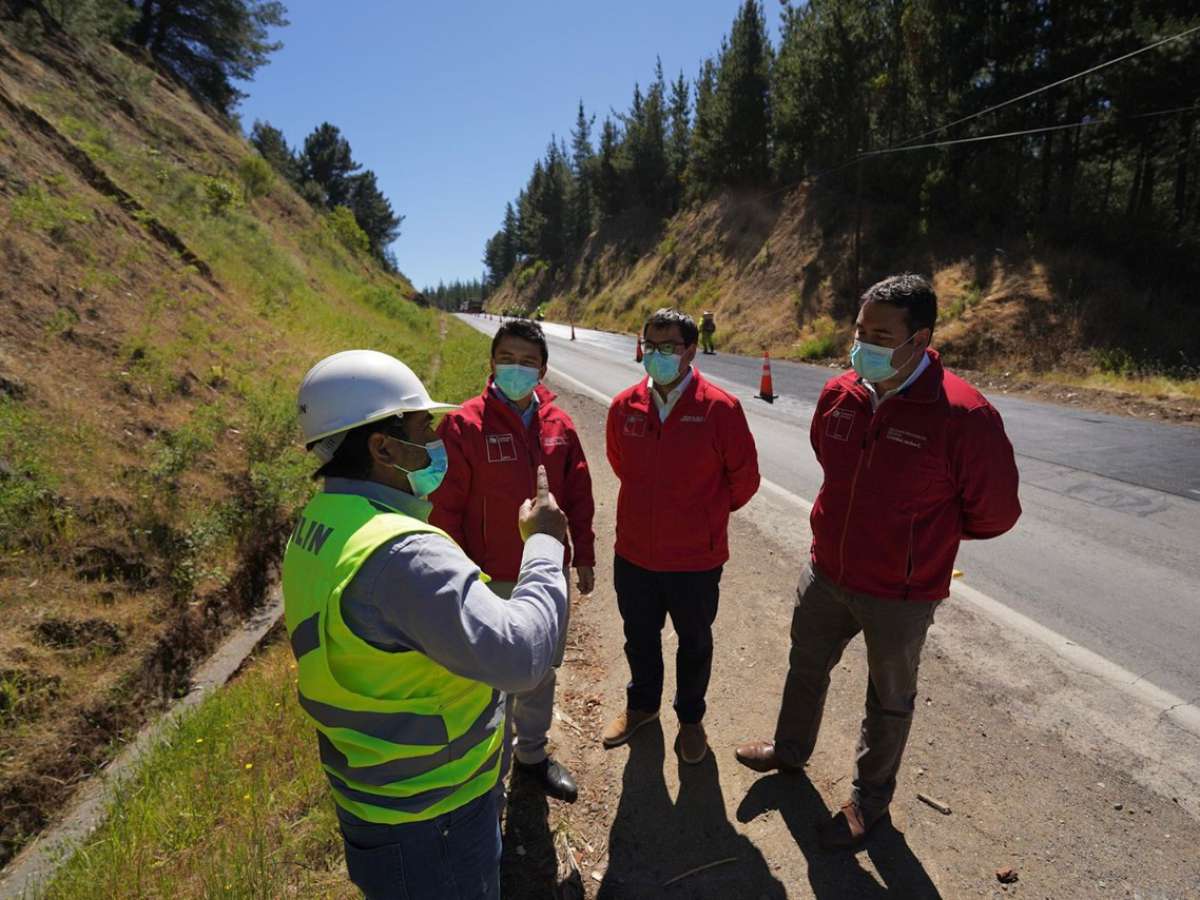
[238,0,780,291]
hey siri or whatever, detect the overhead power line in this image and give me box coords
[863,103,1200,158]
[895,22,1200,148]
[767,101,1200,202]
[769,22,1200,199]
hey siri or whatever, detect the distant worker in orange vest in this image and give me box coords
[700,311,717,355]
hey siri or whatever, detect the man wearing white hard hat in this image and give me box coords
[282,349,568,900]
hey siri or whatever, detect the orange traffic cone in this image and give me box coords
[635,335,644,362]
[756,350,777,403]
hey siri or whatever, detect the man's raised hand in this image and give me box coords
[519,464,568,542]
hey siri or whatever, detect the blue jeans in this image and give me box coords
[339,791,501,900]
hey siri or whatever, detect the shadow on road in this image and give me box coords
[736,772,941,898]
[598,720,786,898]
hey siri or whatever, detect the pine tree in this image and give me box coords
[595,117,624,220]
[299,123,361,209]
[483,231,505,287]
[711,0,772,185]
[538,140,570,264]
[348,170,403,261]
[622,67,669,211]
[517,168,544,260]
[501,201,519,275]
[568,101,596,248]
[688,57,719,193]
[667,70,691,208]
[128,0,288,113]
[249,120,299,184]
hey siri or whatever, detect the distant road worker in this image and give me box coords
[283,349,568,899]
[602,308,760,764]
[432,319,595,804]
[736,274,1021,851]
[700,310,716,355]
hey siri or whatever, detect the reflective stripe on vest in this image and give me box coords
[282,491,505,825]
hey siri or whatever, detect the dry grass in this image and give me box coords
[1034,369,1200,404]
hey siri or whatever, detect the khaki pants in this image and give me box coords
[490,580,566,781]
[773,564,940,819]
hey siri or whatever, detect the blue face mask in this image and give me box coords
[494,364,540,402]
[392,438,448,498]
[643,350,683,385]
[850,333,918,383]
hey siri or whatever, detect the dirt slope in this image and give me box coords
[0,28,486,867]
[499,384,1200,899]
[487,186,1199,400]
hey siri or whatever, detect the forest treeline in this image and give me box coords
[483,0,1199,294]
[422,278,487,311]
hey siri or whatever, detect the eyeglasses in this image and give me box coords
[642,340,690,355]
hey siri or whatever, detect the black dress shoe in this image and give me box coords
[515,757,578,803]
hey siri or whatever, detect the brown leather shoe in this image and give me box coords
[734,740,802,773]
[601,708,659,748]
[677,722,709,764]
[817,802,884,851]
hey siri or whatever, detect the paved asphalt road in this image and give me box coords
[458,315,1200,704]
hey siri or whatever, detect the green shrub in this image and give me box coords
[326,206,369,255]
[237,155,274,201]
[944,283,984,320]
[515,259,549,289]
[201,177,238,216]
[1092,347,1138,377]
[796,315,844,360]
[9,184,92,240]
[44,0,137,41]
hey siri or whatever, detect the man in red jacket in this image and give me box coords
[431,319,595,803]
[602,308,760,765]
[736,274,1021,850]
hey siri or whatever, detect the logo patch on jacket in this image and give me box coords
[885,427,927,449]
[825,408,856,441]
[485,433,518,462]
[623,414,647,437]
[680,415,706,423]
[543,436,569,450]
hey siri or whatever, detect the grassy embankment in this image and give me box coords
[0,28,490,872]
[41,312,488,897]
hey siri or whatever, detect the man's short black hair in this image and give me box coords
[860,273,938,334]
[491,319,549,365]
[311,415,405,481]
[643,307,699,347]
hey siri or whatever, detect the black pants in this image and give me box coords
[614,554,722,724]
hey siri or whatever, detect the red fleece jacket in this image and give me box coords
[431,383,595,582]
[606,369,760,572]
[809,350,1021,600]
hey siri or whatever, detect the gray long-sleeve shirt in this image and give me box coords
[326,478,567,695]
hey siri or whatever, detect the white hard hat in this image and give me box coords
[298,350,457,460]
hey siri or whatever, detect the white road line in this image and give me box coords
[543,365,1200,740]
